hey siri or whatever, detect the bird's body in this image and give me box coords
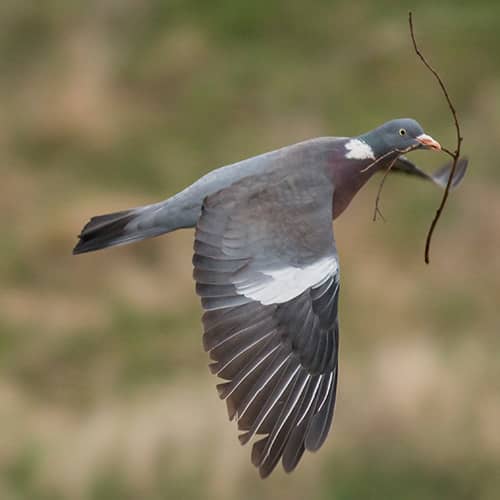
[75,136,375,253]
[73,119,466,477]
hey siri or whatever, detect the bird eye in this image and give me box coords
[399,128,407,136]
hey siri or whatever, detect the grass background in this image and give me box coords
[1,1,499,499]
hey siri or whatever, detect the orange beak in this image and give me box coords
[416,133,441,151]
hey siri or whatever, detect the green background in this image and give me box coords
[1,1,499,499]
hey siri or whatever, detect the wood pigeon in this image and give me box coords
[73,118,467,477]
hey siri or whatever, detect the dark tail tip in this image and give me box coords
[73,209,137,255]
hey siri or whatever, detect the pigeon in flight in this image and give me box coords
[73,118,466,477]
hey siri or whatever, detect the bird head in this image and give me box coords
[361,118,441,158]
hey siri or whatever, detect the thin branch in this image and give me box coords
[408,11,463,264]
[361,149,401,174]
[372,156,398,222]
[441,147,456,159]
[371,144,419,221]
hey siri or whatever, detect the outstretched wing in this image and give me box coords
[193,167,340,477]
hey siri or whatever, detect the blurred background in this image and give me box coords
[1,1,499,499]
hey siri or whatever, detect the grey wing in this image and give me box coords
[392,156,468,190]
[193,168,340,477]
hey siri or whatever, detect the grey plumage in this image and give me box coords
[73,118,467,477]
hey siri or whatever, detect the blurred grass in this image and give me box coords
[1,1,499,499]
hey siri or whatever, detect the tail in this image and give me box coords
[73,204,169,255]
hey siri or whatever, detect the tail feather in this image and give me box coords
[73,206,166,254]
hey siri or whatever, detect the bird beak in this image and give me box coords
[416,133,441,151]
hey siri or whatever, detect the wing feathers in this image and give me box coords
[282,374,323,471]
[255,373,311,477]
[211,329,278,380]
[204,313,274,352]
[241,361,301,443]
[237,352,292,430]
[193,169,340,476]
[305,369,337,451]
[217,343,281,400]
[201,294,251,311]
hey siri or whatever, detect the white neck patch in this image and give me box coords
[344,138,375,160]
